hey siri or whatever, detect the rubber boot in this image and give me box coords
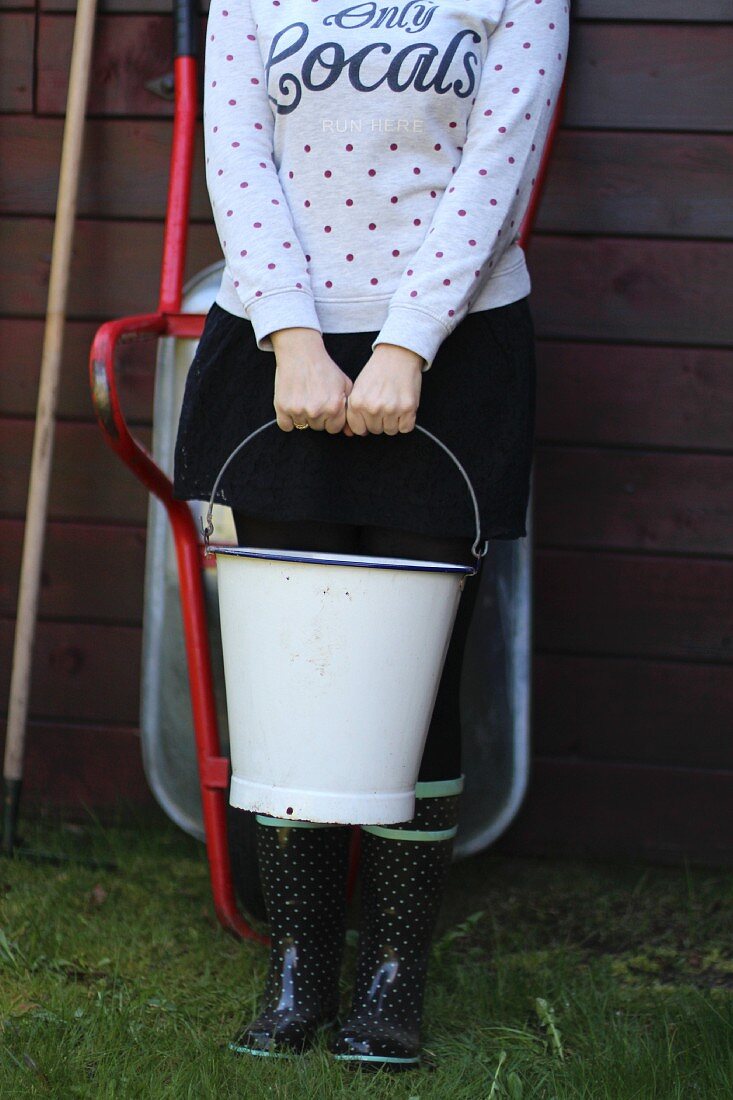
[330,777,463,1070]
[229,814,351,1058]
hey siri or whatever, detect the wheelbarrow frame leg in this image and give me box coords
[90,310,264,944]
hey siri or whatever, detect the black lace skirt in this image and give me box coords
[172,296,536,542]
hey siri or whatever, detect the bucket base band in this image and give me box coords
[255,814,339,829]
[230,775,416,826]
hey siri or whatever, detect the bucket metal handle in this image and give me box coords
[202,418,490,571]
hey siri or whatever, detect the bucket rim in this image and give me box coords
[209,544,474,575]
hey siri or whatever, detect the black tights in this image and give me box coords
[230,511,483,784]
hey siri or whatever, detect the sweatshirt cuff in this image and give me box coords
[371,305,451,373]
[246,288,323,353]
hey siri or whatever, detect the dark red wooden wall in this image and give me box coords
[1,2,731,861]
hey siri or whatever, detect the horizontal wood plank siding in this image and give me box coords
[0,620,142,726]
[563,24,733,132]
[529,236,733,345]
[36,14,179,117]
[0,15,34,112]
[11,721,156,813]
[535,551,732,663]
[24,16,733,134]
[1,4,731,859]
[496,760,733,864]
[533,448,733,555]
[0,117,209,221]
[0,521,147,623]
[0,216,221,319]
[534,655,733,770]
[37,0,733,16]
[0,318,155,421]
[573,1,732,20]
[536,131,733,239]
[5,118,731,242]
[0,420,151,522]
[535,344,733,451]
[5,220,732,344]
[5,420,733,561]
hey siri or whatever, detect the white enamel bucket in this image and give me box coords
[202,419,489,825]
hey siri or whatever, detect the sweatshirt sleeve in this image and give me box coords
[203,0,322,352]
[371,0,569,372]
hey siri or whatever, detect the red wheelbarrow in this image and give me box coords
[89,0,565,942]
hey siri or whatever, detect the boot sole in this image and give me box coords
[228,1017,339,1059]
[331,1052,421,1071]
[228,1042,296,1059]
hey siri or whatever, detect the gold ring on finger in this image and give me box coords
[294,421,309,430]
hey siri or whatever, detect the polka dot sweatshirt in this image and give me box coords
[205,0,569,371]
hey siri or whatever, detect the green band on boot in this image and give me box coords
[361,824,458,842]
[414,775,465,799]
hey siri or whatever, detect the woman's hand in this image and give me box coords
[346,344,424,436]
[271,327,355,435]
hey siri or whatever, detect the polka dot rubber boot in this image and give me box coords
[229,815,351,1059]
[330,777,463,1071]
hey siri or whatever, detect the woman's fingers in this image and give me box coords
[273,349,353,432]
[274,344,422,437]
[272,335,422,435]
[346,351,422,436]
[383,411,402,436]
[321,394,349,434]
[345,404,369,437]
[347,400,405,436]
[362,406,385,435]
[319,387,354,432]
[284,400,346,432]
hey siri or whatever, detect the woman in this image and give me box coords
[174,0,568,1071]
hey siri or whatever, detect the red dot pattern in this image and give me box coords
[204,0,569,358]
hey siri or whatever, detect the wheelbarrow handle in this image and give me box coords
[202,419,490,570]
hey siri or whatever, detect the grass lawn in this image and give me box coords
[1,806,731,1099]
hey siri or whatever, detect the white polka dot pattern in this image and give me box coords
[204,0,569,370]
[229,817,351,1057]
[330,787,462,1069]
